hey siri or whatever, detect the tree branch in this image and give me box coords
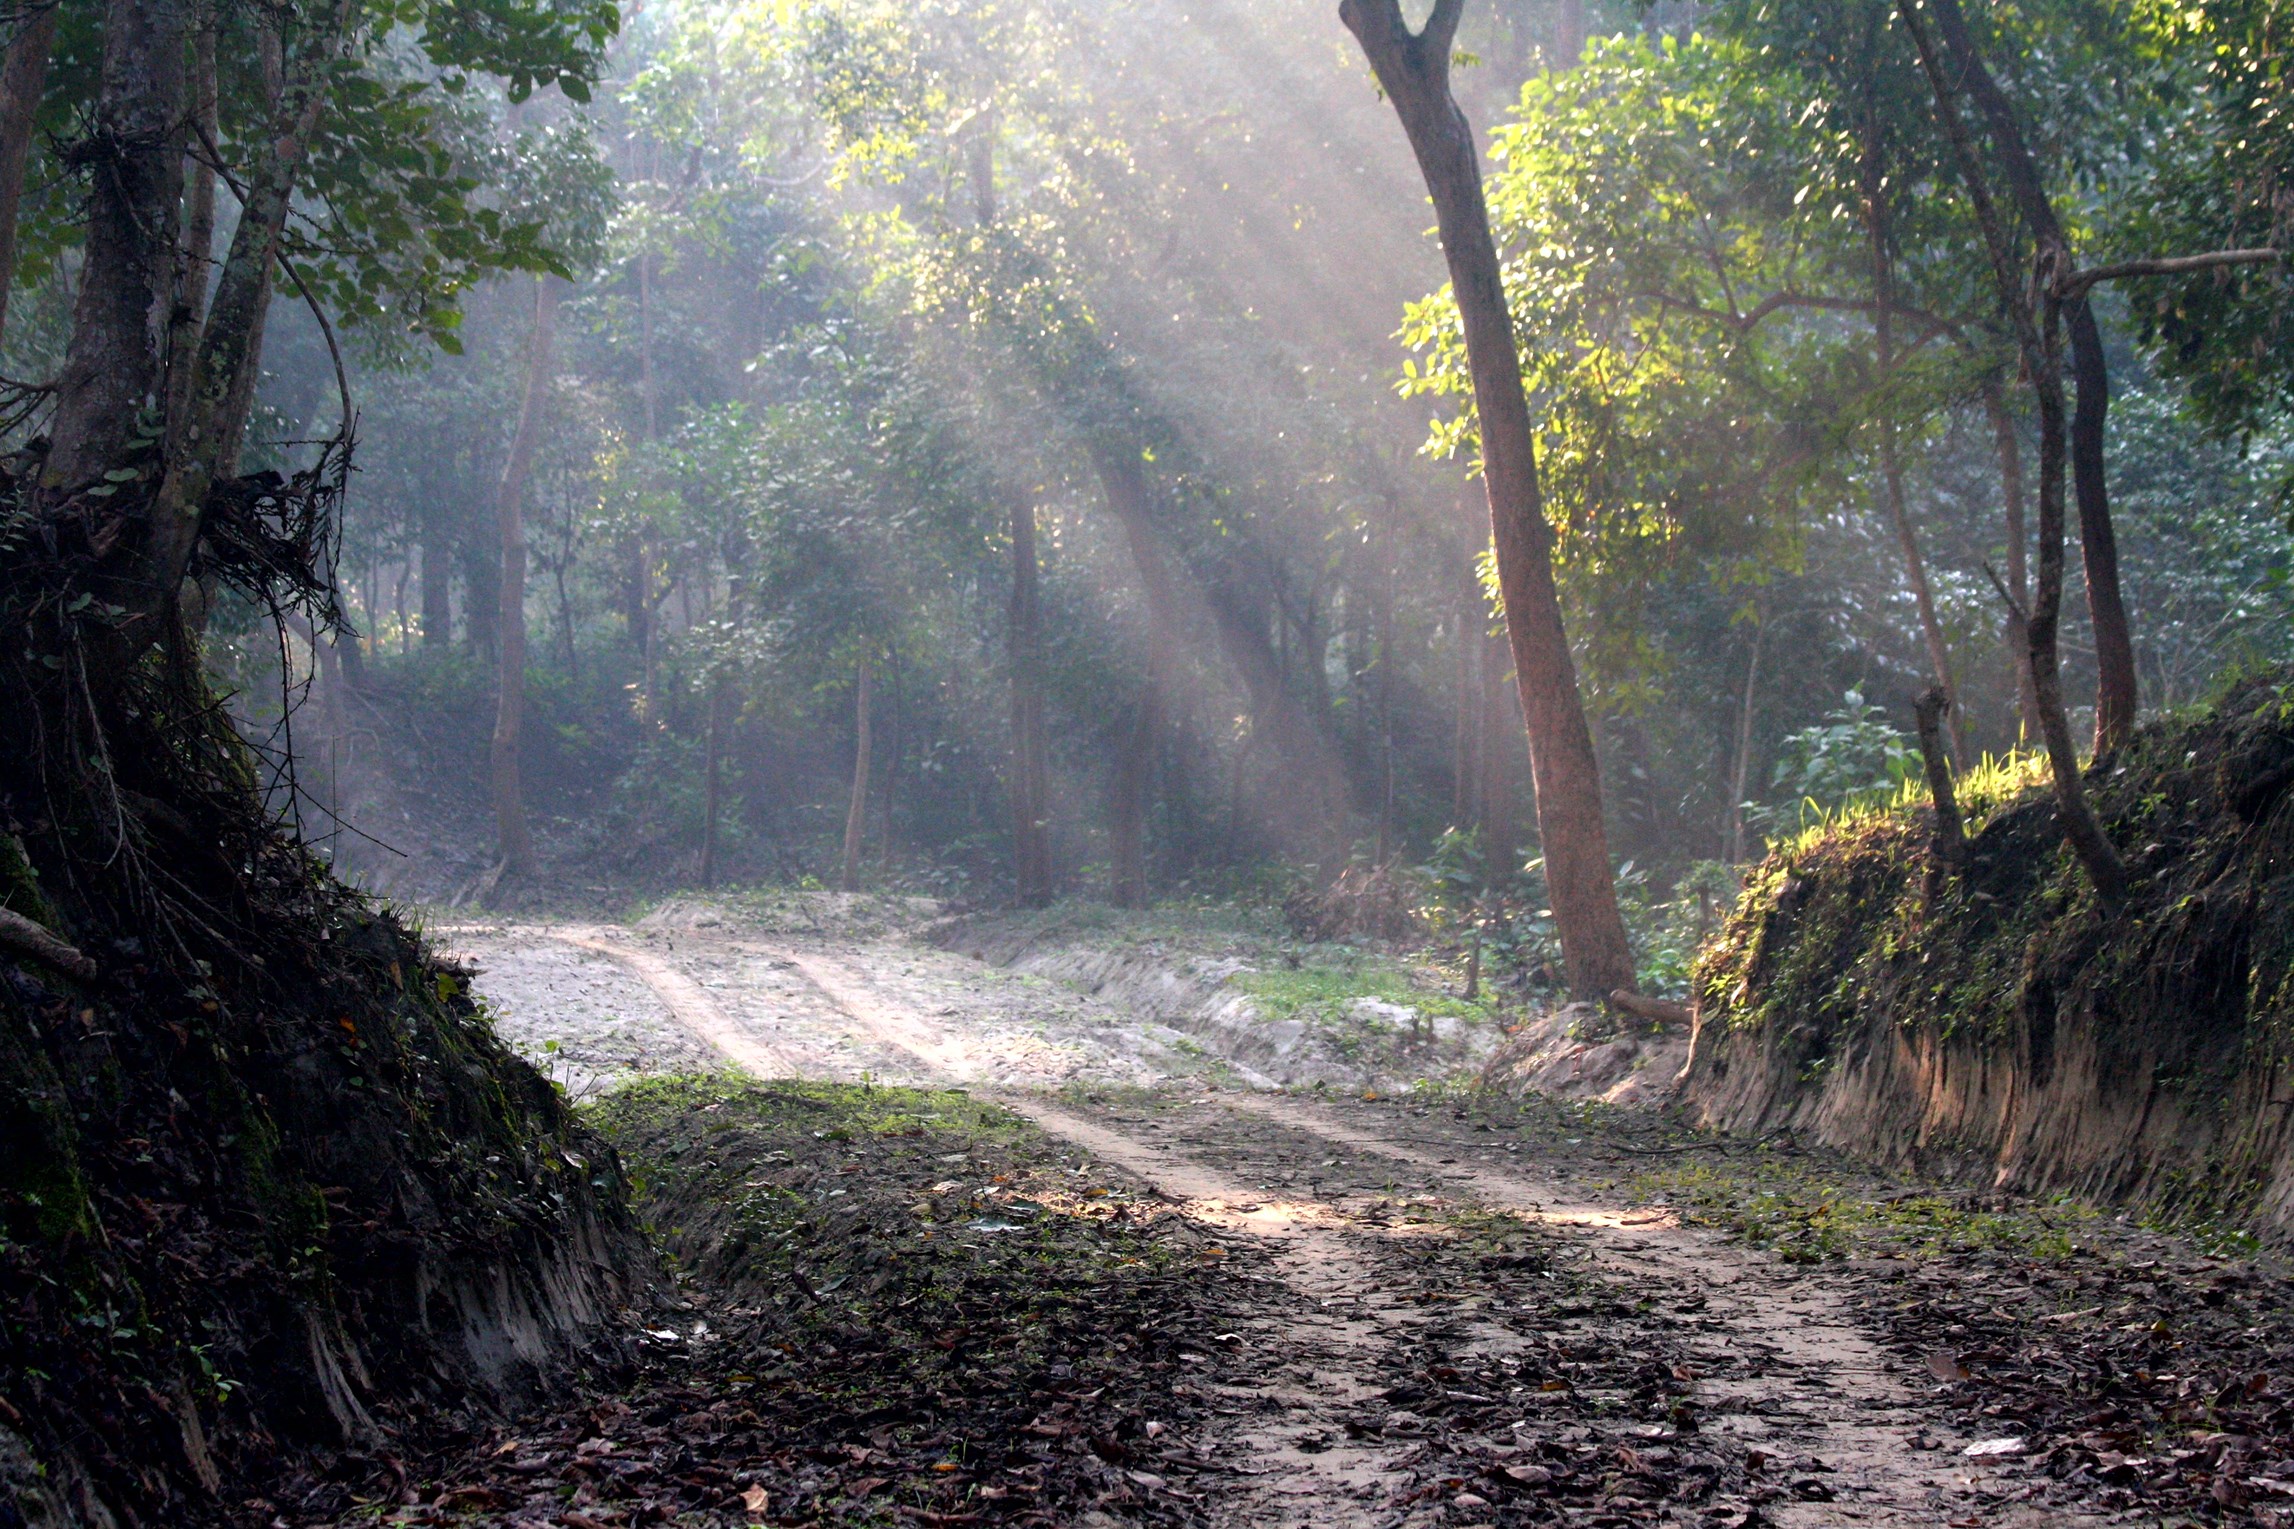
[0,907,97,982]
[2060,247,2283,299]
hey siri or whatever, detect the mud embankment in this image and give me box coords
[929,913,1501,1093]
[1682,675,2294,1229]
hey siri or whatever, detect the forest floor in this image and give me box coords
[313,894,2294,1529]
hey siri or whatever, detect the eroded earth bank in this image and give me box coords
[320,894,2294,1529]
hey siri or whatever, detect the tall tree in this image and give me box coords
[1920,0,2141,752]
[490,277,560,882]
[0,0,60,344]
[1341,0,1637,1001]
[1897,0,2128,905]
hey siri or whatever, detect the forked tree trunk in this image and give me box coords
[1900,0,2127,907]
[489,278,558,881]
[1980,372,2042,740]
[1341,0,1636,999]
[841,659,872,894]
[1009,499,1054,907]
[1923,0,2137,752]
[0,0,61,345]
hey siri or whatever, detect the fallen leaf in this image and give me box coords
[1962,1437,2025,1457]
[1926,1351,1971,1382]
[740,1483,770,1514]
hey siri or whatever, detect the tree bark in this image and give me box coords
[1341,0,1636,999]
[1980,371,2041,740]
[45,0,187,497]
[167,0,218,435]
[841,659,872,894]
[489,278,558,881]
[0,0,61,346]
[1922,0,2136,751]
[1009,499,1053,907]
[1900,0,2126,907]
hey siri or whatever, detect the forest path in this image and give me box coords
[442,915,2098,1527]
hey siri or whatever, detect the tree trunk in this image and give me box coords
[167,0,219,434]
[1342,0,1636,999]
[1725,615,1764,865]
[1111,671,1157,909]
[421,536,452,648]
[1860,122,1958,763]
[700,674,726,888]
[45,0,187,498]
[841,659,872,893]
[1900,0,2126,907]
[1453,561,1480,828]
[2066,296,2137,752]
[489,278,558,882]
[1009,499,1053,907]
[1981,372,2042,740]
[1921,0,2137,752]
[0,0,61,346]
[1479,625,1517,879]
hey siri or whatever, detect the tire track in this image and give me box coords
[543,927,801,1078]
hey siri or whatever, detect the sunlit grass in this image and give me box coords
[1766,746,2054,862]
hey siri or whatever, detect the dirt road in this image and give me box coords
[438,907,2114,1526]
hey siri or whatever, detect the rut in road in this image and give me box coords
[498,924,2090,1527]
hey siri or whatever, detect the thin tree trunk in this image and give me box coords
[1375,543,1395,866]
[2066,297,2137,751]
[489,277,558,881]
[393,560,410,656]
[1557,0,1585,63]
[1009,499,1053,906]
[1900,0,2126,907]
[1725,616,1764,865]
[1920,0,2136,751]
[1860,121,1958,763]
[1479,625,1517,879]
[1343,0,1636,999]
[1452,562,1479,828]
[1981,372,2041,741]
[1111,668,1157,909]
[700,674,726,888]
[0,0,61,346]
[421,536,451,648]
[167,0,218,434]
[841,659,872,893]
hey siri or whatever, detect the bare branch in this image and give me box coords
[1423,0,1467,60]
[0,906,97,982]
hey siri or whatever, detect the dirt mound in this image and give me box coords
[1,837,652,1525]
[1682,672,2294,1230]
[1478,1002,1691,1106]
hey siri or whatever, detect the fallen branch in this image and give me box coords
[0,906,97,981]
[1608,989,1693,1029]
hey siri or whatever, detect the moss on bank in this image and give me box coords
[1686,672,2294,1228]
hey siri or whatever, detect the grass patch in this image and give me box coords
[1631,1155,2102,1264]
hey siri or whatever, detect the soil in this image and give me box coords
[327,894,2294,1527]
